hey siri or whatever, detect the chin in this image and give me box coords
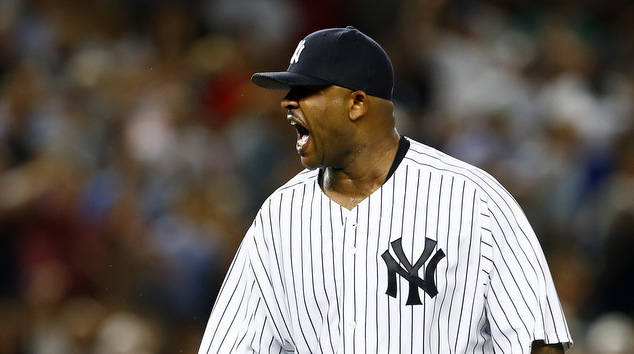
[301,162,320,170]
[300,157,321,170]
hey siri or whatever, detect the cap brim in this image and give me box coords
[251,72,331,90]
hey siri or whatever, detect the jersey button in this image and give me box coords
[348,247,357,255]
[349,321,356,328]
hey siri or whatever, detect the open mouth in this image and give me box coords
[293,122,309,140]
[289,119,310,152]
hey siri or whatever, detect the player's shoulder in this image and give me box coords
[405,138,489,176]
[404,137,510,200]
[251,169,319,218]
[268,168,320,198]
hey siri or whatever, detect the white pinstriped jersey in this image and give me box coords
[199,137,572,353]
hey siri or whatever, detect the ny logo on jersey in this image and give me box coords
[381,237,445,305]
[290,39,306,64]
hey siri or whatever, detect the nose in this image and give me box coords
[281,93,299,110]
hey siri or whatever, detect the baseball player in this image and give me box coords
[199,26,572,353]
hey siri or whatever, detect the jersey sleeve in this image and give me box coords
[198,217,294,354]
[484,194,573,353]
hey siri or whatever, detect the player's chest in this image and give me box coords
[274,190,493,305]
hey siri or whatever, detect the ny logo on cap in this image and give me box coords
[290,39,306,65]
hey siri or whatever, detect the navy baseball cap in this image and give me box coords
[251,26,394,100]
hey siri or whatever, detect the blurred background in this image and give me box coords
[0,0,633,352]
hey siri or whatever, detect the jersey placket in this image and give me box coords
[340,207,360,353]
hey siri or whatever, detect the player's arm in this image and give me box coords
[483,194,573,352]
[531,340,564,353]
[199,217,294,353]
[198,230,254,353]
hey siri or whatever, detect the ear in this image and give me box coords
[348,90,368,121]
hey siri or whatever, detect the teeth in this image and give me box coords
[297,134,309,150]
[288,116,309,151]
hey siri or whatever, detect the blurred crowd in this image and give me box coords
[0,0,633,353]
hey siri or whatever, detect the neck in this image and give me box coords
[322,128,400,209]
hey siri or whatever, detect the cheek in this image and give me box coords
[321,99,348,130]
[304,94,348,141]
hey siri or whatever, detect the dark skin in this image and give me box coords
[281,84,564,353]
[281,85,399,210]
[532,341,565,353]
